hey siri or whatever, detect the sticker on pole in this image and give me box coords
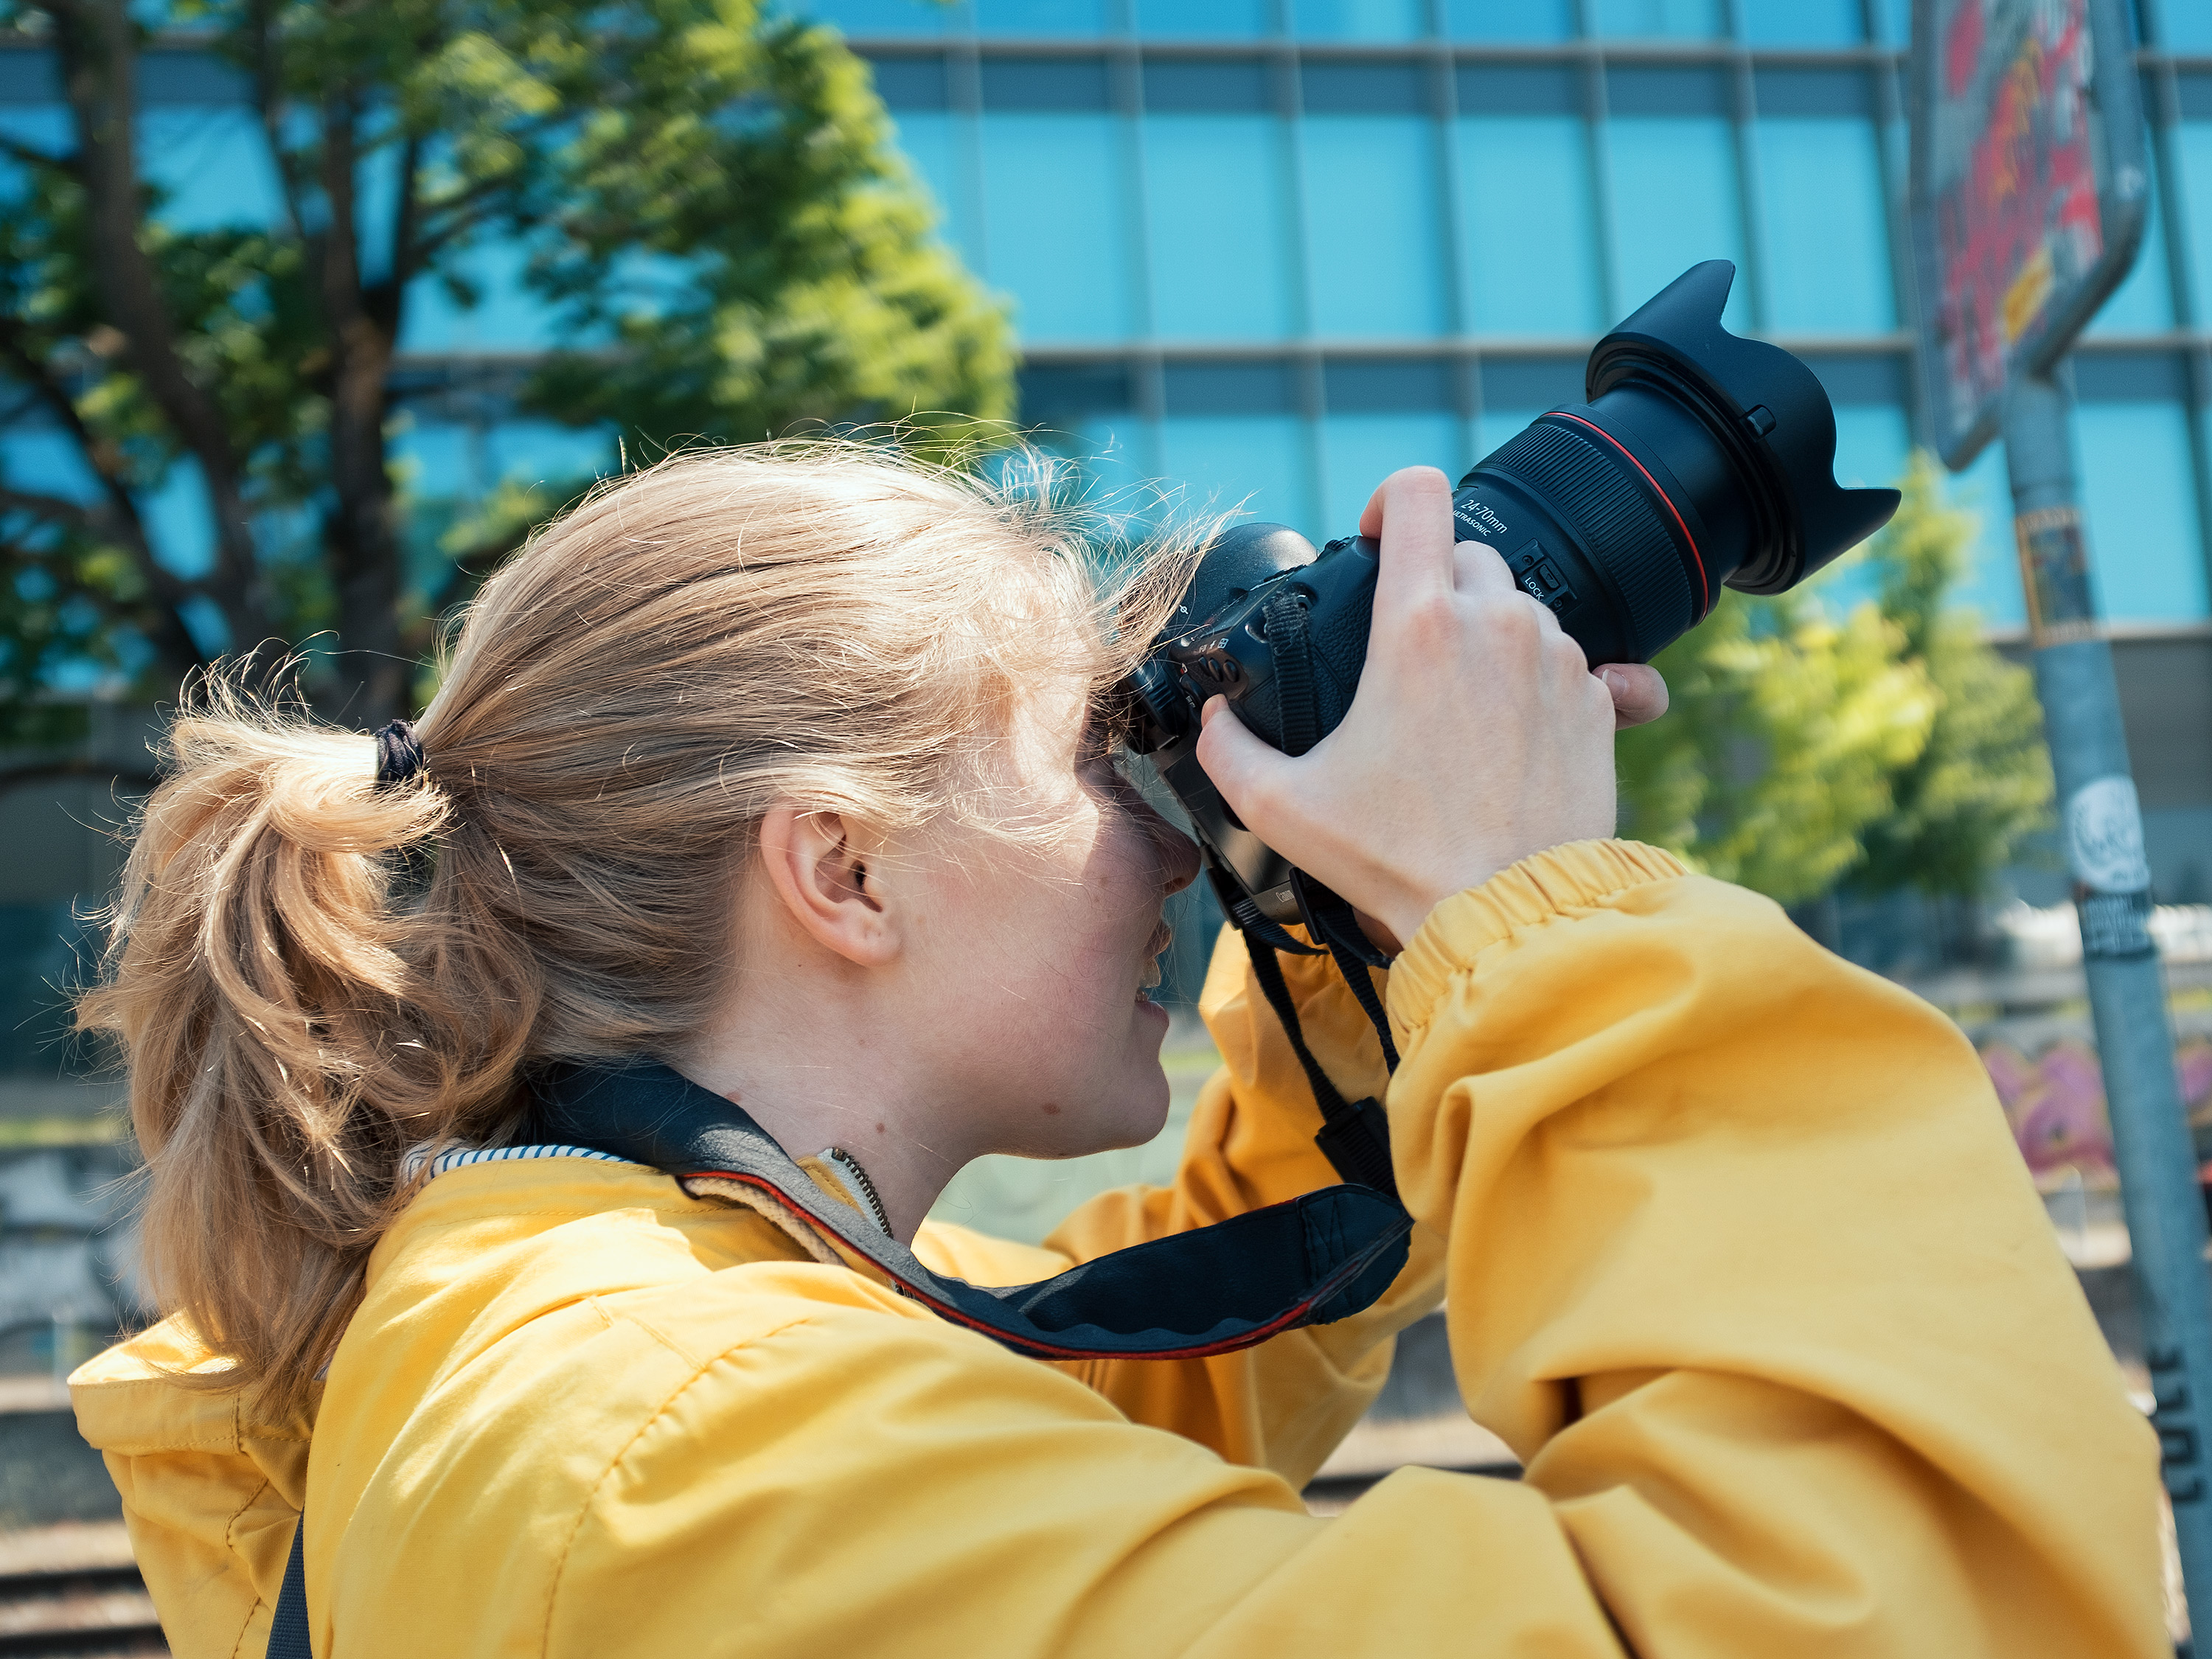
[2065,775,2149,894]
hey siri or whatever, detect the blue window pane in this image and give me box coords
[1301,115,1450,336]
[1293,0,1427,40]
[1590,0,1722,38]
[1786,358,1908,612]
[393,418,609,504]
[0,49,60,101]
[139,108,283,232]
[2086,153,2174,334]
[2178,88,2212,325]
[1868,0,1910,46]
[1144,116,1297,339]
[2159,1,2212,49]
[1133,0,1273,35]
[978,114,1138,341]
[2076,362,2207,621]
[1158,415,1317,532]
[1321,411,1464,534]
[400,240,568,352]
[1051,417,1162,503]
[1444,0,1573,39]
[882,108,983,270]
[1804,406,1909,613]
[139,462,216,583]
[1475,357,1583,455]
[1946,442,2028,630]
[1605,72,1749,331]
[0,108,72,205]
[484,421,616,490]
[1753,77,1893,333]
[1829,403,1908,495]
[801,0,956,34]
[1018,365,1159,498]
[975,0,1110,34]
[1,428,101,513]
[1458,118,1603,334]
[1737,0,1861,44]
[1458,69,1601,335]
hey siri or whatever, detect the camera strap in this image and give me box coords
[526,1061,1414,1358]
[1241,931,1400,1199]
[1239,588,1405,1192]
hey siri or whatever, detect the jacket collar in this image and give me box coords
[526,1061,1412,1363]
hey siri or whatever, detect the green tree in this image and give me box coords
[1617,451,2051,904]
[1851,452,2053,894]
[0,0,1012,736]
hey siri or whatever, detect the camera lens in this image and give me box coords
[1453,260,1900,665]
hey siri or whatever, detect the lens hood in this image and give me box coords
[1585,260,1899,595]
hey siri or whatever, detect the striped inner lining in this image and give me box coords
[401,1142,632,1182]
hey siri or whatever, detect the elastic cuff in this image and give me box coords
[1385,839,1689,1038]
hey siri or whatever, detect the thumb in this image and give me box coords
[1193,696,1287,838]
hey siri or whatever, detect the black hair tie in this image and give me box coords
[373,720,429,789]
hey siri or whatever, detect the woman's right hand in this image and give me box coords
[1193,465,1666,950]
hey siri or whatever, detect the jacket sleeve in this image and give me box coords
[772,838,2165,1659]
[914,923,1448,1488]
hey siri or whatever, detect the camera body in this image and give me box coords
[1121,260,1902,931]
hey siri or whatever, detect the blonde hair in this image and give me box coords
[80,442,1197,1415]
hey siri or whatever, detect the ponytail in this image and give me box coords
[79,693,539,1413]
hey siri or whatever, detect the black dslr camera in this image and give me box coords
[1121,261,1902,943]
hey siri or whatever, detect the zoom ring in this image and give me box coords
[1484,420,1694,660]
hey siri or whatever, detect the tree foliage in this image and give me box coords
[0,0,1014,734]
[1617,451,2051,903]
[1851,453,2053,894]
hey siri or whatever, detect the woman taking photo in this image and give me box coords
[72,446,2163,1657]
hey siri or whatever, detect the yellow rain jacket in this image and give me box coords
[72,841,2167,1658]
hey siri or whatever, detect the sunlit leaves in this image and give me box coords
[1617,453,2052,902]
[0,0,1013,738]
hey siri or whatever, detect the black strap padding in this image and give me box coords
[1263,589,1321,758]
[267,1517,309,1658]
[1243,933,1401,1200]
[526,1062,1411,1361]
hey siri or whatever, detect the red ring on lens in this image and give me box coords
[1549,411,1711,616]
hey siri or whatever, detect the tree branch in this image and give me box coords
[244,0,310,243]
[0,487,104,528]
[0,131,75,173]
[390,132,423,291]
[48,0,268,648]
[0,321,212,680]
[0,317,169,592]
[407,169,522,260]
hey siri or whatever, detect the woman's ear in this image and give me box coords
[754,804,901,967]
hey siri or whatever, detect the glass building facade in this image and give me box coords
[3,2,2211,629]
[794,0,2212,633]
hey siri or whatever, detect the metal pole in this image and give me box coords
[2003,366,2212,1642]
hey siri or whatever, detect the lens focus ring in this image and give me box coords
[1481,419,1694,661]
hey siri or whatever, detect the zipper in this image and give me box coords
[822,1146,894,1238]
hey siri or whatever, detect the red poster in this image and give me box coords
[1924,0,2103,452]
